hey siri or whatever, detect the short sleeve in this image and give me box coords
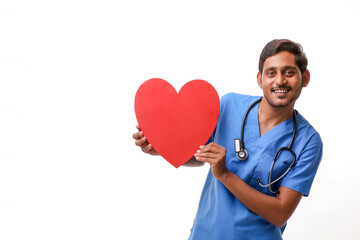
[205,93,232,145]
[280,133,323,196]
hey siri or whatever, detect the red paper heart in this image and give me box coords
[135,78,220,168]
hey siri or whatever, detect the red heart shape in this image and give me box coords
[135,78,220,168]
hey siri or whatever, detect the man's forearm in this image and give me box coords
[219,170,302,227]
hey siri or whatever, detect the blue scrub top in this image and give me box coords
[188,93,323,240]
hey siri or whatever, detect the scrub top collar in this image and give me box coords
[248,102,297,152]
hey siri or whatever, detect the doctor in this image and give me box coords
[133,39,322,239]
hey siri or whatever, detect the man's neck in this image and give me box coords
[257,98,294,137]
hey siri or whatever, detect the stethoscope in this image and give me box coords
[234,98,297,194]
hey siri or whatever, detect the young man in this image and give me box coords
[133,39,322,239]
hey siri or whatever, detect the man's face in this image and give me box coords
[257,51,309,109]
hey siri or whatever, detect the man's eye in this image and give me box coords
[284,70,294,76]
[267,71,275,76]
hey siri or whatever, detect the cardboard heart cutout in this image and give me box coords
[135,78,220,168]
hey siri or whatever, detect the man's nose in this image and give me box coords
[274,72,287,85]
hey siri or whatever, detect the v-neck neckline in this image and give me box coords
[249,102,294,145]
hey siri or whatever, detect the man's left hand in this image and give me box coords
[194,142,229,180]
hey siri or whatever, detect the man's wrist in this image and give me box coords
[218,168,232,183]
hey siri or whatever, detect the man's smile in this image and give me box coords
[272,87,291,94]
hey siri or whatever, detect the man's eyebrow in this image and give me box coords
[264,66,298,71]
[264,67,276,71]
[282,65,298,70]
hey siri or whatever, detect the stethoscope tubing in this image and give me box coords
[257,147,296,188]
[237,98,298,194]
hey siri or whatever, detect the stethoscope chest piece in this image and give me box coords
[234,138,248,161]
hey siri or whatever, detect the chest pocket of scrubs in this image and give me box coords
[253,149,295,195]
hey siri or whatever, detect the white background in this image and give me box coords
[1,0,360,239]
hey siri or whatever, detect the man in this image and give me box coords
[133,39,322,239]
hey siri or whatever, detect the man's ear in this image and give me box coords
[257,72,263,89]
[302,69,310,87]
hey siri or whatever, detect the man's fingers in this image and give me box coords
[133,124,142,140]
[133,124,158,155]
[133,130,144,140]
[196,151,218,159]
[143,144,153,153]
[195,143,226,164]
[132,132,140,140]
[135,135,147,147]
[194,152,218,164]
[199,145,221,154]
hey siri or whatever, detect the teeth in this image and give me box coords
[274,89,288,93]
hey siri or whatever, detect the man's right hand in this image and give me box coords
[133,125,159,155]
